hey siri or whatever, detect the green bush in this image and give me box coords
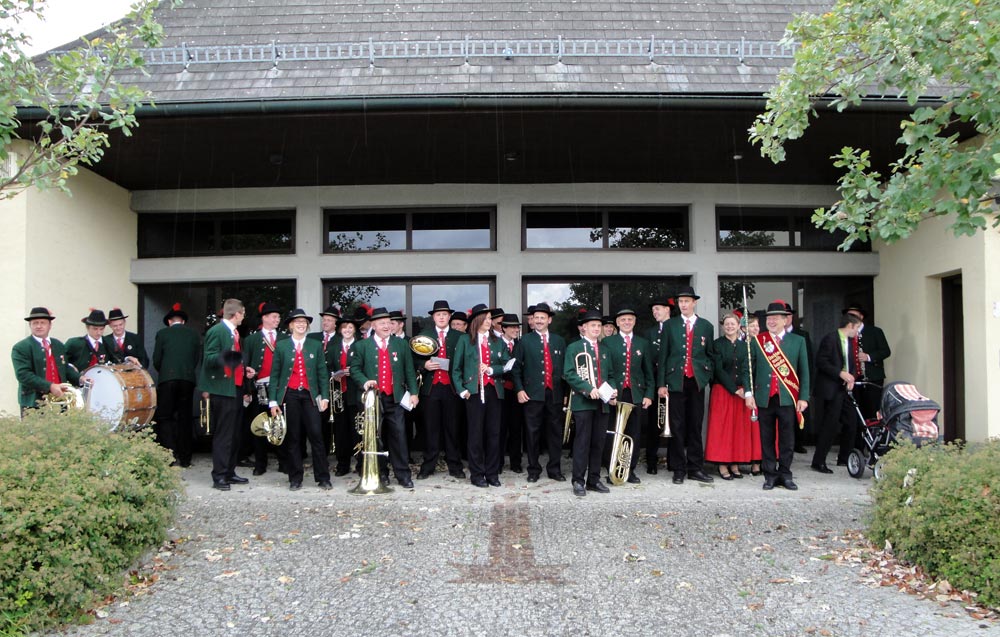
[0,408,180,634]
[869,439,1000,607]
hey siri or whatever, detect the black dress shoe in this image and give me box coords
[647,465,658,475]
[794,445,808,454]
[471,478,489,488]
[487,477,501,487]
[510,465,524,474]
[334,467,350,477]
[626,474,641,484]
[751,467,762,476]
[289,482,302,491]
[572,481,586,497]
[449,470,466,479]
[526,475,539,483]
[227,474,249,484]
[212,480,230,491]
[318,480,333,490]
[237,459,255,468]
[672,471,685,484]
[587,481,610,494]
[762,478,776,490]
[416,471,432,480]
[399,478,415,489]
[548,473,567,482]
[687,470,714,483]
[811,464,833,474]
[719,471,734,481]
[782,479,799,491]
[252,468,266,476]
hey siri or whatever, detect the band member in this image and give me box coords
[353,304,374,339]
[390,310,408,338]
[656,286,716,484]
[199,298,253,492]
[602,308,653,484]
[449,310,468,334]
[308,304,341,457]
[268,309,332,491]
[414,300,464,479]
[242,302,287,475]
[349,307,420,488]
[512,302,567,483]
[12,307,79,415]
[498,313,524,472]
[490,307,505,339]
[452,304,510,487]
[843,303,891,420]
[705,313,754,480]
[329,313,363,476]
[104,307,148,367]
[811,312,862,473]
[644,297,673,474]
[745,301,811,491]
[780,301,814,454]
[564,309,617,496]
[152,303,200,467]
[601,316,617,340]
[65,309,110,372]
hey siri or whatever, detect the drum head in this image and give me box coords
[82,366,126,427]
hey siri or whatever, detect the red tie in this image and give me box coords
[116,337,124,352]
[42,339,60,384]
[323,332,330,352]
[593,340,602,385]
[433,330,450,385]
[683,319,694,378]
[542,333,553,389]
[378,339,393,395]
[503,340,514,390]
[87,339,99,367]
[232,330,243,386]
[623,334,632,389]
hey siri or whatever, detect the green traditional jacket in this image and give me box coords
[602,331,655,403]
[152,324,201,384]
[511,330,566,402]
[450,333,511,399]
[243,329,290,376]
[11,335,80,408]
[64,335,110,372]
[655,315,715,392]
[103,331,149,368]
[747,331,812,408]
[348,335,419,404]
[327,336,361,407]
[198,321,242,398]
[563,337,617,413]
[712,335,750,395]
[266,337,330,405]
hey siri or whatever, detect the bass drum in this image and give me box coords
[81,364,157,430]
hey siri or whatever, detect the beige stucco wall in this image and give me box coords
[875,214,1000,441]
[2,165,136,416]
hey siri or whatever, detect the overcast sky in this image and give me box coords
[17,0,135,56]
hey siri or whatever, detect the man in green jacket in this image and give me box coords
[603,308,654,484]
[744,301,812,491]
[12,307,80,415]
[644,297,673,474]
[104,307,149,368]
[65,309,111,373]
[242,302,288,475]
[152,303,200,466]
[656,286,716,485]
[267,309,331,491]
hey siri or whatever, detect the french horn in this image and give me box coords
[250,409,287,446]
[408,334,439,357]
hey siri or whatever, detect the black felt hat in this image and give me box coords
[284,308,314,325]
[674,285,700,301]
[577,309,603,325]
[24,307,55,321]
[82,309,108,326]
[163,303,188,325]
[107,307,128,321]
[428,299,454,315]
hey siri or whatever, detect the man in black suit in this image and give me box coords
[810,313,862,473]
[104,307,149,368]
[844,303,892,420]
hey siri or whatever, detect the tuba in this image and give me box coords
[607,401,635,485]
[657,394,671,437]
[349,388,392,495]
[250,408,287,446]
[564,351,596,444]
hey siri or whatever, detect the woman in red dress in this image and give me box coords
[705,313,759,479]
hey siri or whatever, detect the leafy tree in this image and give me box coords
[750,0,1000,249]
[1,0,179,198]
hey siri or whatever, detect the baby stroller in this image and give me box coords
[846,381,941,479]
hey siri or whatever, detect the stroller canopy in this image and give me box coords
[881,381,941,443]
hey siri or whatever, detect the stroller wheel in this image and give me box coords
[873,457,887,481]
[846,449,865,479]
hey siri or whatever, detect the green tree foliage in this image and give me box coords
[750,0,1000,249]
[0,0,179,199]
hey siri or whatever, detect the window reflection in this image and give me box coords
[524,206,689,250]
[717,207,869,252]
[138,210,295,258]
[326,208,494,252]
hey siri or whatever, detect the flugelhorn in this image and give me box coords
[564,351,596,444]
[657,394,671,437]
[607,402,635,485]
[349,387,392,495]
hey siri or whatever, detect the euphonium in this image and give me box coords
[657,394,671,437]
[328,373,345,422]
[564,351,596,443]
[199,396,211,434]
[349,387,392,495]
[607,401,635,486]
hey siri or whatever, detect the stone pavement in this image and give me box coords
[65,454,998,637]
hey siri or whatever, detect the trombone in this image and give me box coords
[563,351,596,444]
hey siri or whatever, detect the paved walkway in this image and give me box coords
[65,454,998,637]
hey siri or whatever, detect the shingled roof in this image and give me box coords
[96,0,835,104]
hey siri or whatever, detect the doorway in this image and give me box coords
[941,274,964,441]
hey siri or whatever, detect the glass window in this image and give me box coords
[138,210,295,258]
[717,206,869,252]
[325,207,494,252]
[524,206,689,250]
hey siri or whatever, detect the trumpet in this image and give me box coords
[607,402,635,485]
[350,387,392,495]
[199,396,211,434]
[657,394,671,437]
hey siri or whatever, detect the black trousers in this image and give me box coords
[500,387,524,470]
[420,383,462,474]
[284,389,330,484]
[210,393,243,483]
[759,395,795,483]
[571,409,608,485]
[668,377,706,473]
[604,388,643,477]
[523,388,564,478]
[329,402,360,472]
[378,394,412,483]
[465,385,502,481]
[812,390,858,467]
[154,379,194,465]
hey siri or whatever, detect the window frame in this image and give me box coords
[137,209,296,258]
[323,206,497,254]
[715,205,871,252]
[521,204,690,251]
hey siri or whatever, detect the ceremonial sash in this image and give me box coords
[757,332,804,427]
